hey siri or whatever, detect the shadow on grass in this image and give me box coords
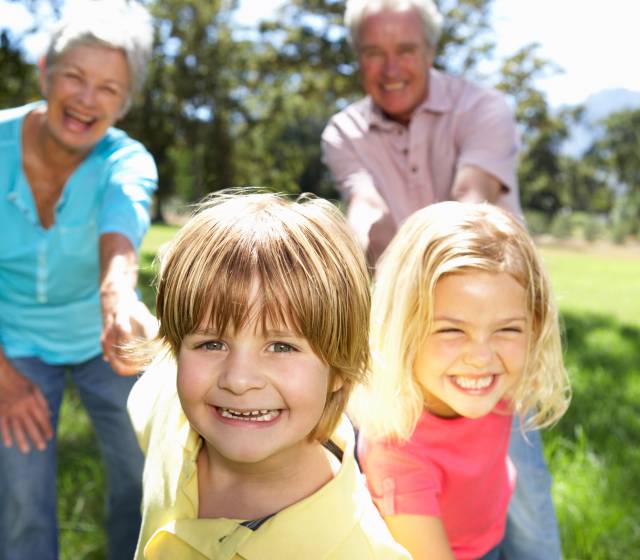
[547,311,640,558]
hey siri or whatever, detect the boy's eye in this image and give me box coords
[268,342,295,353]
[199,340,225,351]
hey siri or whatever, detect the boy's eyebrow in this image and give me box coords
[263,328,301,338]
[190,327,220,336]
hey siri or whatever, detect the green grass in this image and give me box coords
[55,232,640,559]
[539,245,640,559]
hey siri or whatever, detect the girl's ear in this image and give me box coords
[38,56,49,97]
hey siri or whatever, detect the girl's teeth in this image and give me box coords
[454,375,493,389]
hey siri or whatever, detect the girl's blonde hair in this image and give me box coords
[155,190,370,442]
[351,201,571,441]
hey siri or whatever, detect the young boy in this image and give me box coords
[128,192,410,559]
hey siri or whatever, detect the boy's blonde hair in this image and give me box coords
[155,190,370,442]
[351,201,571,441]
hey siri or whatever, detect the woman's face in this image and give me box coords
[40,43,130,155]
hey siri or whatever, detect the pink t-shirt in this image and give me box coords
[321,69,522,262]
[358,410,516,560]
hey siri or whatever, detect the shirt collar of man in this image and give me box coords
[367,68,454,131]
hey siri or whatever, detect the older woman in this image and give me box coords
[0,2,157,559]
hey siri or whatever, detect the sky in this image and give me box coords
[3,0,639,108]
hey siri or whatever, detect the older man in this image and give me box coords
[322,0,522,264]
[322,1,561,559]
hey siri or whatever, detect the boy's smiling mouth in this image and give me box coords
[217,407,281,422]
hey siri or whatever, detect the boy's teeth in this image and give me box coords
[453,375,494,390]
[219,408,279,422]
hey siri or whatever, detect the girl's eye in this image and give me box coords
[435,328,464,335]
[499,327,524,334]
[269,342,295,353]
[199,340,225,351]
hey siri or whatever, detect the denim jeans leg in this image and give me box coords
[72,355,143,560]
[502,416,562,560]
[0,358,66,560]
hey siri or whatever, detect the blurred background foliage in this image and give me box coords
[3,0,640,239]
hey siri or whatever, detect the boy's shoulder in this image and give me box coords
[239,415,411,559]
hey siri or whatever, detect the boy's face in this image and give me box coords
[413,271,528,419]
[177,309,339,470]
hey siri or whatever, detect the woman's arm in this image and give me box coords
[99,232,157,376]
[385,514,456,560]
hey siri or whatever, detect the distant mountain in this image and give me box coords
[562,88,640,156]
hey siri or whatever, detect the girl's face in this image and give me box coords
[413,271,529,419]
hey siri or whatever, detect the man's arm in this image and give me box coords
[321,118,395,265]
[453,88,521,214]
[451,164,502,203]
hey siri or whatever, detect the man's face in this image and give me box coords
[357,7,434,125]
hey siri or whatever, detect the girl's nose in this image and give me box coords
[462,339,493,369]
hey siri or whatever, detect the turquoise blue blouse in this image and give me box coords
[0,102,157,364]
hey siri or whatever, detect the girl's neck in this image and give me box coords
[196,439,340,521]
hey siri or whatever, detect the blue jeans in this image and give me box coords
[0,355,143,560]
[479,540,503,560]
[501,417,562,560]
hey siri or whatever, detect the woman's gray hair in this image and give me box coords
[44,0,153,112]
[345,0,443,50]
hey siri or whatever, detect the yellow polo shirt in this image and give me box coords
[128,359,410,560]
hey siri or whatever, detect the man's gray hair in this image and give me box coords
[44,0,153,113]
[345,0,443,51]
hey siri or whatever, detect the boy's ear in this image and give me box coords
[330,371,344,393]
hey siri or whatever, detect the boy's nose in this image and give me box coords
[217,354,266,394]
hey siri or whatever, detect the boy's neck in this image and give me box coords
[196,439,340,521]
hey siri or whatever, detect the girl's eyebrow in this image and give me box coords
[433,316,527,324]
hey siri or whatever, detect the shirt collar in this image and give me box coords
[367,68,454,131]
[145,417,364,560]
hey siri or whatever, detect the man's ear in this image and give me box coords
[38,56,49,97]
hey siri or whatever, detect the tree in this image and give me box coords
[588,108,640,235]
[0,31,39,106]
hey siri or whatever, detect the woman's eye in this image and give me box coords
[269,342,294,353]
[100,86,119,96]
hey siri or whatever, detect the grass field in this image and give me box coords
[55,228,640,559]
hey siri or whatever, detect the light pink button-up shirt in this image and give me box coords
[322,69,522,262]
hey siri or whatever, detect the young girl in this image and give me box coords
[127,191,411,559]
[352,201,571,560]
